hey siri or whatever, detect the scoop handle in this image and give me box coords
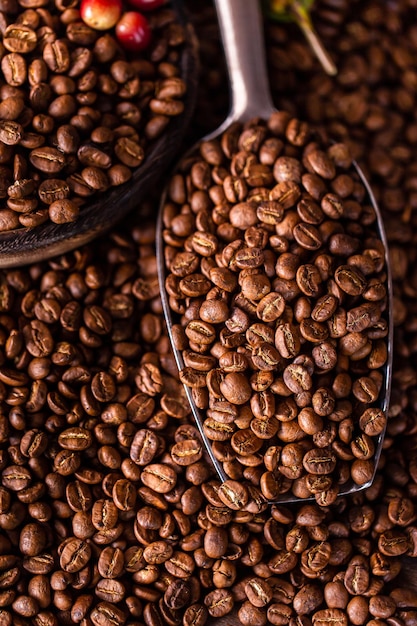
[214,0,275,124]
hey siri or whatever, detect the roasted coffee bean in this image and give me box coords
[59,537,91,573]
[114,137,144,167]
[0,121,22,146]
[218,480,249,510]
[66,480,92,512]
[112,478,136,511]
[19,522,47,556]
[164,579,191,609]
[19,429,48,457]
[183,604,209,626]
[130,429,159,466]
[171,439,203,466]
[91,499,118,530]
[29,147,66,174]
[97,547,124,580]
[2,465,31,491]
[43,40,70,73]
[58,427,92,451]
[90,602,126,626]
[2,53,27,86]
[38,180,70,205]
[95,578,125,604]
[204,589,234,618]
[245,577,273,607]
[141,463,177,494]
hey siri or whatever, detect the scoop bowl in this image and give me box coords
[157,0,393,506]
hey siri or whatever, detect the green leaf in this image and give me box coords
[264,0,315,23]
[263,0,337,76]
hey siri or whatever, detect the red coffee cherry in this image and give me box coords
[80,0,122,30]
[115,11,152,52]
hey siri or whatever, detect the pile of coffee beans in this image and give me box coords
[0,0,187,229]
[161,112,389,504]
[2,0,417,625]
[0,217,413,626]
[264,0,417,489]
[0,219,195,625]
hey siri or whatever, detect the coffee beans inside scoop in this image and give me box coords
[162,111,390,506]
[0,2,187,230]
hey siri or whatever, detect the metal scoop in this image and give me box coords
[0,12,198,268]
[157,0,393,504]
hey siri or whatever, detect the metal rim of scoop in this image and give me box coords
[156,156,394,505]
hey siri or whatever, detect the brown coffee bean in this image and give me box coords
[90,602,126,626]
[43,40,70,73]
[359,408,386,437]
[256,292,285,322]
[312,342,338,371]
[352,377,379,404]
[95,578,125,604]
[114,137,144,167]
[164,579,191,610]
[185,320,216,345]
[19,429,48,457]
[283,363,312,394]
[97,547,124,580]
[2,465,31,491]
[275,323,301,359]
[2,53,27,86]
[58,427,92,451]
[204,526,228,559]
[306,150,336,179]
[218,480,249,510]
[171,439,203,466]
[91,499,118,530]
[351,459,374,485]
[257,200,284,225]
[303,448,337,475]
[0,121,23,146]
[293,222,322,250]
[245,577,273,608]
[312,608,347,626]
[66,480,92,512]
[368,595,396,619]
[344,555,370,595]
[59,537,91,573]
[296,264,322,297]
[335,265,367,296]
[237,601,267,626]
[30,147,66,174]
[204,589,234,618]
[165,550,195,578]
[49,198,80,224]
[274,156,302,183]
[220,372,252,405]
[0,96,25,121]
[112,478,136,511]
[181,603,208,626]
[141,463,177,494]
[19,522,47,556]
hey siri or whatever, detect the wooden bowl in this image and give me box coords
[0,9,199,268]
